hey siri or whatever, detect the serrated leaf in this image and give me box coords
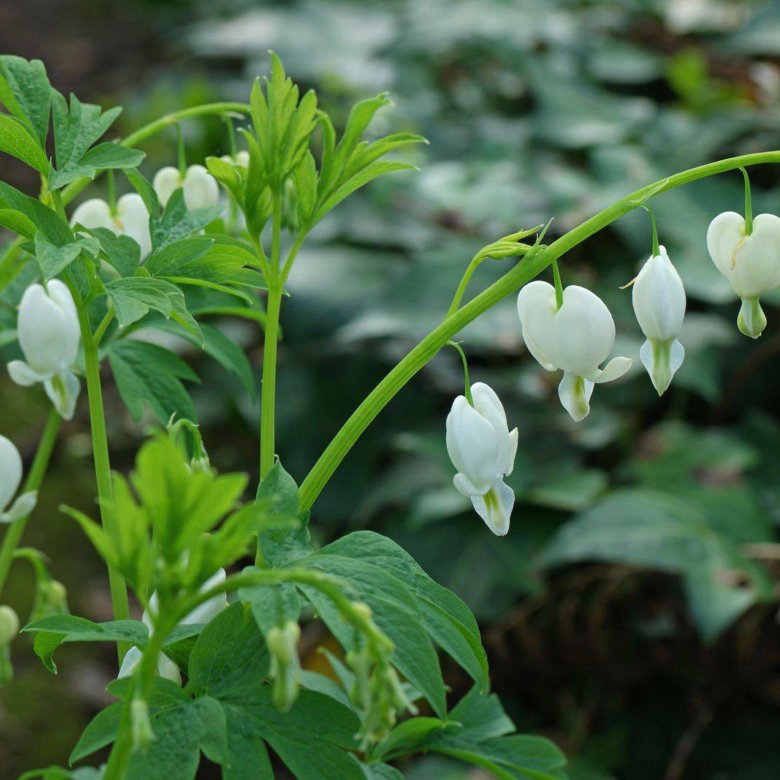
[0,180,72,245]
[87,227,141,276]
[0,113,50,173]
[35,233,99,281]
[107,340,199,424]
[105,277,181,328]
[0,55,51,146]
[151,189,222,251]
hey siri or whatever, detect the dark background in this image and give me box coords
[3,0,780,777]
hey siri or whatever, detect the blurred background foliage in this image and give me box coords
[3,0,780,777]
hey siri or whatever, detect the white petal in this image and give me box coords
[446,396,501,493]
[118,646,142,678]
[182,165,220,210]
[117,194,152,260]
[558,371,594,422]
[471,480,514,536]
[517,281,560,370]
[153,167,183,208]
[737,296,767,339]
[588,356,633,384]
[0,491,37,523]
[470,382,515,476]
[632,247,686,341]
[640,338,684,395]
[7,360,46,386]
[0,436,23,514]
[70,199,113,232]
[45,280,80,369]
[44,371,80,420]
[157,653,182,684]
[182,568,228,625]
[707,211,780,298]
[17,284,71,377]
[555,285,616,375]
[454,472,486,497]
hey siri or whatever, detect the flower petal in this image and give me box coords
[17,284,71,377]
[0,491,37,523]
[7,360,46,387]
[0,436,23,514]
[588,356,633,384]
[555,285,616,375]
[44,371,81,420]
[471,382,515,476]
[152,167,183,208]
[117,194,152,260]
[517,281,559,370]
[471,479,514,536]
[640,338,684,395]
[182,568,228,625]
[632,246,686,342]
[70,198,113,232]
[446,396,501,493]
[183,165,220,210]
[557,371,594,422]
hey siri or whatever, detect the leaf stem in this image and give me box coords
[76,300,130,660]
[447,341,473,404]
[298,150,780,511]
[0,409,61,597]
[551,259,564,309]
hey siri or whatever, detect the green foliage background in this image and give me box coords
[4,0,780,777]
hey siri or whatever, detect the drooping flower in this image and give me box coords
[446,382,518,536]
[517,281,632,421]
[7,280,81,420]
[118,568,229,684]
[220,150,250,169]
[631,245,686,395]
[0,435,37,524]
[153,164,220,210]
[71,193,152,260]
[707,211,780,338]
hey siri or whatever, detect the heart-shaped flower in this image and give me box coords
[71,193,152,261]
[517,281,632,421]
[153,164,220,211]
[707,211,780,338]
[0,435,37,524]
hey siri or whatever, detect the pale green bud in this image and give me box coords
[0,606,19,646]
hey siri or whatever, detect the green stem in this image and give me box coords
[259,283,282,486]
[60,102,250,207]
[447,254,483,317]
[447,341,473,404]
[176,124,187,177]
[641,204,660,256]
[551,259,564,309]
[93,310,115,348]
[298,150,780,512]
[76,303,130,659]
[0,409,61,596]
[740,166,753,235]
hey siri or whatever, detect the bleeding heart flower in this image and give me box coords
[153,164,220,211]
[71,194,152,260]
[0,435,37,524]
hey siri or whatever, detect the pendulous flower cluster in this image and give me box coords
[446,180,780,538]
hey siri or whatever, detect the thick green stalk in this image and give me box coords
[298,150,780,511]
[260,282,283,484]
[77,304,130,655]
[0,409,61,596]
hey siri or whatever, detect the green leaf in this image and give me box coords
[105,277,183,329]
[151,189,222,251]
[539,489,774,641]
[256,461,312,567]
[0,181,72,245]
[300,552,447,717]
[86,227,141,276]
[0,113,50,172]
[320,531,489,692]
[0,55,52,146]
[107,340,199,424]
[239,578,301,635]
[23,615,148,674]
[49,92,141,190]
[0,207,37,238]
[35,233,99,281]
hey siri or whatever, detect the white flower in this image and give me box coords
[71,194,152,260]
[0,435,37,524]
[631,246,686,395]
[220,150,250,169]
[446,382,518,536]
[7,280,81,420]
[517,281,632,421]
[118,568,229,684]
[707,211,780,338]
[153,164,220,210]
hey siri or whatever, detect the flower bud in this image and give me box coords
[446,383,518,536]
[0,606,19,646]
[30,579,69,621]
[707,211,780,338]
[517,281,632,421]
[266,621,302,712]
[0,436,37,524]
[631,246,686,395]
[153,165,220,211]
[71,194,152,260]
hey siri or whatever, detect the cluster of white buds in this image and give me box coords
[0,605,19,684]
[0,436,37,524]
[71,193,152,260]
[152,164,220,210]
[7,280,82,420]
[118,568,228,684]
